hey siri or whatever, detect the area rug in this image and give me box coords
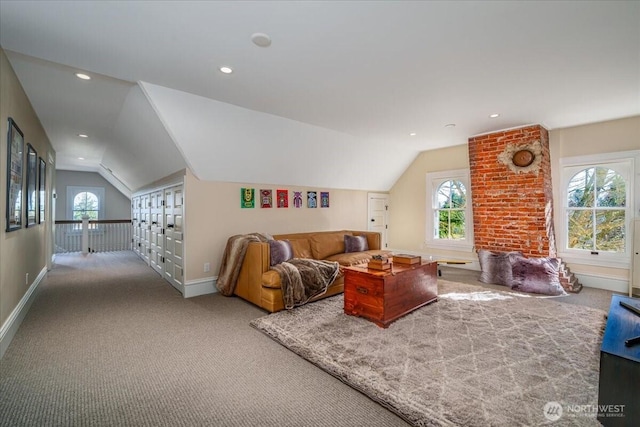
[250,280,607,427]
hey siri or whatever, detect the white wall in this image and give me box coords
[183,170,374,282]
[1,48,55,356]
[388,116,640,291]
[388,144,473,261]
[549,116,640,291]
[55,170,131,220]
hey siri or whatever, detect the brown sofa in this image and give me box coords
[234,230,390,312]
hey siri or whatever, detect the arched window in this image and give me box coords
[559,153,637,270]
[426,169,474,250]
[73,191,99,220]
[435,180,467,240]
[66,186,105,226]
[566,166,626,253]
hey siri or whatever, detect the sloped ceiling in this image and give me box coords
[5,51,188,195]
[1,1,638,194]
[140,82,415,190]
[106,85,187,191]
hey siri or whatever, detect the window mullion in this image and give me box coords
[591,209,597,252]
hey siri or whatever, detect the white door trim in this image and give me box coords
[367,192,389,249]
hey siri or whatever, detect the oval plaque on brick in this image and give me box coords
[512,149,535,167]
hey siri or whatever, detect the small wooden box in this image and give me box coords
[367,259,391,270]
[393,254,421,265]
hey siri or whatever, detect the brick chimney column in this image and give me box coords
[468,124,556,258]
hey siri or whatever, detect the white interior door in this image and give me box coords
[132,196,141,257]
[149,190,164,275]
[164,185,184,292]
[368,193,389,249]
[140,193,150,264]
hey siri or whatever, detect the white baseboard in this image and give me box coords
[0,267,47,359]
[438,260,629,293]
[575,272,629,294]
[183,276,218,298]
[439,262,480,271]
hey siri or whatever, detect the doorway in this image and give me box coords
[367,193,389,249]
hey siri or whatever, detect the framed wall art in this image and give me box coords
[260,189,273,208]
[25,143,37,227]
[293,191,303,208]
[320,191,330,208]
[276,189,288,208]
[39,157,46,223]
[307,191,317,208]
[6,118,24,232]
[240,188,255,208]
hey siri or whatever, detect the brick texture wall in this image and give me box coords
[468,124,556,258]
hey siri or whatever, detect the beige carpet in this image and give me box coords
[0,252,410,427]
[251,280,608,427]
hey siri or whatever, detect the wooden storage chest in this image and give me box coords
[343,262,438,328]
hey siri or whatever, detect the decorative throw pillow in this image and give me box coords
[477,249,521,286]
[269,239,293,266]
[344,235,369,253]
[510,256,566,296]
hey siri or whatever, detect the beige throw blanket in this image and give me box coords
[272,259,340,309]
[216,233,270,296]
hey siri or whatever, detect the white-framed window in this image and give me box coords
[559,151,638,268]
[426,169,474,251]
[73,191,99,220]
[67,186,105,229]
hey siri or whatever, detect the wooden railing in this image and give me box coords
[55,219,132,254]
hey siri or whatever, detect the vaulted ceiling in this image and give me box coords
[1,1,638,196]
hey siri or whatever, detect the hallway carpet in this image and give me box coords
[0,252,409,427]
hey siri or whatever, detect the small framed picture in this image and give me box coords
[276,189,288,208]
[240,188,255,208]
[39,157,46,223]
[260,189,273,208]
[6,118,24,232]
[307,191,317,208]
[26,143,37,227]
[293,191,303,208]
[320,192,330,208]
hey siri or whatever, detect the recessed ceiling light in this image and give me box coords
[444,123,456,128]
[75,73,91,80]
[489,113,500,118]
[409,132,417,136]
[78,157,85,160]
[251,33,272,48]
[219,66,233,74]
[78,134,88,138]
